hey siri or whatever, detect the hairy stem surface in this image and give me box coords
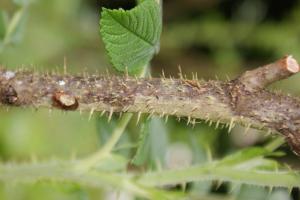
[1,56,300,154]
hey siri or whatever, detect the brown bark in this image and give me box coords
[1,56,300,155]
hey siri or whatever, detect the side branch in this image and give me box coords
[237,55,299,91]
[1,56,300,154]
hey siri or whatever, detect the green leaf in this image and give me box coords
[218,147,271,167]
[100,0,162,73]
[148,117,169,168]
[131,121,150,166]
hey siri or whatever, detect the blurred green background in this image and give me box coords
[0,0,300,199]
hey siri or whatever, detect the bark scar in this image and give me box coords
[52,91,78,111]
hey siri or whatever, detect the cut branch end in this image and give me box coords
[286,55,299,73]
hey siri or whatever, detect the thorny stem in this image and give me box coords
[137,161,300,188]
[0,161,182,200]
[1,56,300,155]
[75,66,148,171]
[0,159,299,192]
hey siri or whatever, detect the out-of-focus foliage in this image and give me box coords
[0,0,300,200]
[0,0,28,53]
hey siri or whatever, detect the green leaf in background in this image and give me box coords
[218,147,280,171]
[148,117,169,168]
[0,10,7,40]
[131,121,150,166]
[96,115,131,158]
[219,147,271,167]
[132,117,169,168]
[100,0,162,73]
[4,7,28,45]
